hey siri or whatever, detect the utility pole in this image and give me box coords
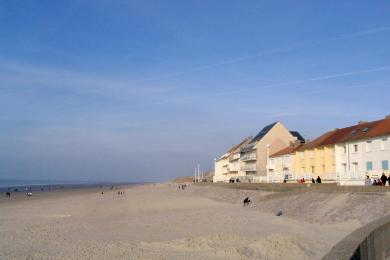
[197,164,200,183]
[266,144,270,183]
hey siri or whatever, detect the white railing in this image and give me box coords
[241,153,257,161]
[229,153,240,161]
[241,164,257,171]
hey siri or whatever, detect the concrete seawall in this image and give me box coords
[323,214,390,260]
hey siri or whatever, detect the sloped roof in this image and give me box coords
[290,131,305,142]
[250,122,277,144]
[298,117,390,150]
[270,143,304,157]
[228,136,252,154]
[216,136,252,161]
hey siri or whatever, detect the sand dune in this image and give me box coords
[0,183,388,259]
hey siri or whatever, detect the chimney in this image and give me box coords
[358,120,368,125]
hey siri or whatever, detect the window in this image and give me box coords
[311,166,315,173]
[381,138,387,150]
[343,145,347,154]
[322,165,325,173]
[353,144,358,152]
[342,163,347,173]
[353,162,359,173]
[366,141,372,152]
[382,160,389,171]
[366,161,373,171]
[300,152,304,159]
[310,150,314,158]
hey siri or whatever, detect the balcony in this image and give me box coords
[241,164,257,172]
[241,153,257,161]
[229,153,240,162]
[229,163,239,172]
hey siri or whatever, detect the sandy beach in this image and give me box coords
[1,183,389,259]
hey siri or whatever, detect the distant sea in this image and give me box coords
[0,179,141,192]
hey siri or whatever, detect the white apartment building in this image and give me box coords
[269,142,304,182]
[335,117,390,185]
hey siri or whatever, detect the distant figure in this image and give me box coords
[6,192,11,198]
[377,179,382,186]
[380,173,387,186]
[14,188,18,192]
[300,178,305,183]
[283,179,287,183]
[388,175,390,186]
[276,209,283,216]
[316,176,322,184]
[236,179,240,183]
[243,197,252,207]
[373,180,377,186]
[27,192,32,197]
[365,175,372,186]
[101,192,104,195]
[311,178,315,183]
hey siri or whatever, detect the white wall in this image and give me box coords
[335,135,390,184]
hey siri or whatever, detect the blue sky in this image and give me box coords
[1,1,390,182]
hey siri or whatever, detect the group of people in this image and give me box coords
[178,184,188,190]
[299,176,322,184]
[366,173,390,186]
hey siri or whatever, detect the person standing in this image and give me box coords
[380,173,388,186]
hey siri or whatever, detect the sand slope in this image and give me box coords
[1,183,386,259]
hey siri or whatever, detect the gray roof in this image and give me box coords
[250,122,278,144]
[290,131,305,142]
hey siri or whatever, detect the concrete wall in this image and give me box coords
[323,214,390,260]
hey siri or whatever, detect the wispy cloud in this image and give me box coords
[124,26,390,84]
[136,65,390,106]
[0,61,175,96]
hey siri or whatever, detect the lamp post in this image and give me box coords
[266,144,270,183]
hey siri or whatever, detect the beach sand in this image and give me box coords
[0,183,389,259]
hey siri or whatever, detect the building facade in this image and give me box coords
[269,141,304,182]
[335,117,390,185]
[240,122,303,182]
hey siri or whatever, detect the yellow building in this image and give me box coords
[293,129,347,181]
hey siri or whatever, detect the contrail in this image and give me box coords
[128,26,390,84]
[206,65,390,97]
[143,65,390,106]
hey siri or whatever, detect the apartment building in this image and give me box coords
[335,117,390,185]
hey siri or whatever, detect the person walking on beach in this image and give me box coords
[380,173,387,186]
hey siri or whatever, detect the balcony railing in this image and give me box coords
[229,153,240,162]
[241,164,257,171]
[241,153,257,161]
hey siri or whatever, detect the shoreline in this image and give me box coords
[0,183,146,205]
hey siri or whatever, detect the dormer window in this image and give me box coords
[362,127,369,132]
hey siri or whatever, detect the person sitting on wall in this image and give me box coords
[311,178,315,183]
[364,175,372,186]
[316,176,322,183]
[380,173,388,186]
